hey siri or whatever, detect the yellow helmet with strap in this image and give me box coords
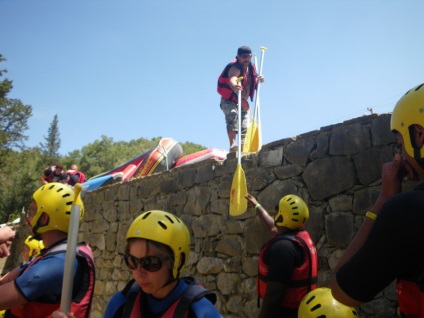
[391,83,424,161]
[275,194,309,230]
[31,183,84,234]
[126,210,191,279]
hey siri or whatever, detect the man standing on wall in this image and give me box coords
[217,46,264,152]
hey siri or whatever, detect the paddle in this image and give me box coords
[242,53,256,153]
[230,77,248,216]
[243,46,267,153]
[60,183,83,315]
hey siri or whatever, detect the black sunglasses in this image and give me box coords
[240,54,252,58]
[124,254,166,272]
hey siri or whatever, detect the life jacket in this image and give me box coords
[44,166,62,183]
[6,242,95,318]
[66,169,87,185]
[396,279,424,317]
[118,277,216,318]
[257,230,318,309]
[217,60,258,109]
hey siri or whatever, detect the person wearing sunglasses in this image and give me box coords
[104,210,222,317]
[217,45,265,152]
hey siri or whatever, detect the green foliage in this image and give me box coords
[0,55,13,99]
[0,97,32,152]
[0,148,43,223]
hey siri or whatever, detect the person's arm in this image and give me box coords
[245,194,277,236]
[259,282,288,318]
[40,168,50,184]
[227,66,242,93]
[0,267,20,285]
[330,276,362,307]
[334,154,410,271]
[257,75,265,83]
[0,281,27,310]
[40,173,48,184]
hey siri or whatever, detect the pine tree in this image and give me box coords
[40,114,61,161]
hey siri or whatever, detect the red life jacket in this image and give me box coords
[396,279,424,317]
[66,169,87,185]
[7,242,95,318]
[121,277,216,317]
[217,60,258,109]
[257,230,318,309]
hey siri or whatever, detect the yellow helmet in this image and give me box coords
[391,83,424,161]
[275,194,309,229]
[126,210,191,279]
[298,287,359,318]
[24,235,44,259]
[31,183,84,234]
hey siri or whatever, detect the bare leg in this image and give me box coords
[228,130,237,148]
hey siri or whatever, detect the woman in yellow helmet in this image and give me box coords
[105,210,222,317]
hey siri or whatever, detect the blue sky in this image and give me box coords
[1,0,423,155]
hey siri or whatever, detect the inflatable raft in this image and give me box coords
[174,148,228,168]
[133,138,183,178]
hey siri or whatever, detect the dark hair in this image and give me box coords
[237,46,252,55]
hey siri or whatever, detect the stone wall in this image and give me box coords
[81,113,409,318]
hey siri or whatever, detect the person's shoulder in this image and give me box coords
[105,290,127,318]
[191,296,222,317]
[269,237,296,249]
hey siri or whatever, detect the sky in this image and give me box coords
[1,0,423,156]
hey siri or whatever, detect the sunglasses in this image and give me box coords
[124,254,167,272]
[240,54,252,58]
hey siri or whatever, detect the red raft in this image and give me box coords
[174,148,228,168]
[133,138,183,178]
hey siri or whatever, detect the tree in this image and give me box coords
[0,55,13,99]
[0,147,43,223]
[0,55,32,153]
[40,114,61,161]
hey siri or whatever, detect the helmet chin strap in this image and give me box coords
[409,125,424,169]
[162,276,176,289]
[414,150,424,170]
[31,217,45,241]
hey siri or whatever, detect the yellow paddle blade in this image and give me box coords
[243,121,254,153]
[249,120,261,153]
[229,163,248,216]
[243,120,260,153]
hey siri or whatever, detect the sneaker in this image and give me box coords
[229,145,238,153]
